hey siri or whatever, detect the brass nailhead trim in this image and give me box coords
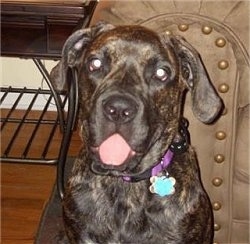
[222,107,228,115]
[212,177,223,187]
[213,202,222,211]
[218,60,229,70]
[214,223,221,231]
[165,30,172,35]
[202,26,213,34]
[218,83,229,93]
[215,37,226,47]
[178,24,189,31]
[214,154,225,163]
[216,131,226,140]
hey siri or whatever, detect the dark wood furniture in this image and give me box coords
[1,0,97,58]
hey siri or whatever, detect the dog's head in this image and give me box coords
[53,22,223,177]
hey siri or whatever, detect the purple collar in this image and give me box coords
[151,149,174,176]
[122,149,174,182]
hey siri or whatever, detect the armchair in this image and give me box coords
[90,1,250,243]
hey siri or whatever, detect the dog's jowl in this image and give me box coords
[54,22,223,244]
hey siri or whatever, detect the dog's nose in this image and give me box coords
[102,96,137,123]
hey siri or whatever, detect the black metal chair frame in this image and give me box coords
[0,1,98,200]
[32,61,79,199]
[0,59,78,200]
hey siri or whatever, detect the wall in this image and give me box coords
[1,57,58,88]
[1,57,59,110]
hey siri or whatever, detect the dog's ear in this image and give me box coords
[169,36,223,123]
[50,22,115,91]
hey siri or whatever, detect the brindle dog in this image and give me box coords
[53,22,223,244]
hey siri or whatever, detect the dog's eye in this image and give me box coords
[154,68,169,82]
[89,58,102,72]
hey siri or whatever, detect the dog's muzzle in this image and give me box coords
[90,92,147,170]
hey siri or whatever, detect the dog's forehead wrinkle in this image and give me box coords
[120,41,156,57]
[95,36,160,61]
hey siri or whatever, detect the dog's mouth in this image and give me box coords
[89,122,169,176]
[94,133,136,166]
[91,133,141,174]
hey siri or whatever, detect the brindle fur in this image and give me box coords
[54,22,223,244]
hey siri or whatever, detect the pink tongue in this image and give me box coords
[99,133,132,166]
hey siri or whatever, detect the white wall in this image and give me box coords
[1,57,58,89]
[1,57,59,110]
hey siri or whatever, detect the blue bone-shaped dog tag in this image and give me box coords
[149,175,176,197]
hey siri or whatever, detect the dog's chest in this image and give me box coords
[66,166,211,243]
[81,178,177,236]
